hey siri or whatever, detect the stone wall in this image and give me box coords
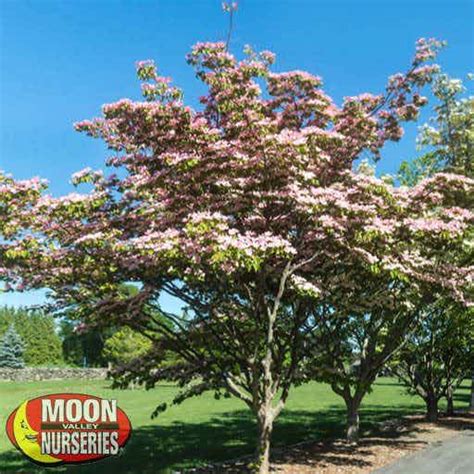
[0,367,108,382]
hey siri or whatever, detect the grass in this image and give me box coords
[0,377,470,473]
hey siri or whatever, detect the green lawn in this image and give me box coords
[0,378,470,473]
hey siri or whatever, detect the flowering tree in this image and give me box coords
[397,71,474,415]
[390,301,474,421]
[1,38,472,472]
[306,70,474,442]
[304,168,473,441]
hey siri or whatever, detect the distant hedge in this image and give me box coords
[0,306,63,366]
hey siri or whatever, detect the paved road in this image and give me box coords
[372,430,474,474]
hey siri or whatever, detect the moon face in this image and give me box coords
[12,401,60,465]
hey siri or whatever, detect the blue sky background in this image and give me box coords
[1,0,473,308]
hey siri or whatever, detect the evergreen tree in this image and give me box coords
[0,324,26,368]
[0,306,63,366]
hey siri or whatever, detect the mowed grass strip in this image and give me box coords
[0,378,470,473]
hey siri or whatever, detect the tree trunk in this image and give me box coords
[255,412,274,474]
[446,386,454,416]
[426,394,439,422]
[470,370,474,411]
[345,398,361,443]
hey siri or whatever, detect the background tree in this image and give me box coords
[103,326,152,365]
[304,165,472,441]
[399,72,474,184]
[57,284,171,367]
[398,71,474,414]
[0,306,63,366]
[0,324,25,368]
[389,303,474,421]
[58,319,110,367]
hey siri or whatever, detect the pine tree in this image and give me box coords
[0,324,26,368]
[0,306,64,366]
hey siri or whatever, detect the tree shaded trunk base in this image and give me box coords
[255,416,273,474]
[255,444,270,474]
[345,402,360,444]
[446,389,454,416]
[426,397,439,422]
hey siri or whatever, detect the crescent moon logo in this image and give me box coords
[11,400,61,465]
[5,393,132,467]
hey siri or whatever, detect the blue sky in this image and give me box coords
[1,0,473,308]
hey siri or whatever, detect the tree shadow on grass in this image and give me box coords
[0,403,427,473]
[453,384,471,405]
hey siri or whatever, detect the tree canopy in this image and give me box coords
[0,38,472,473]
